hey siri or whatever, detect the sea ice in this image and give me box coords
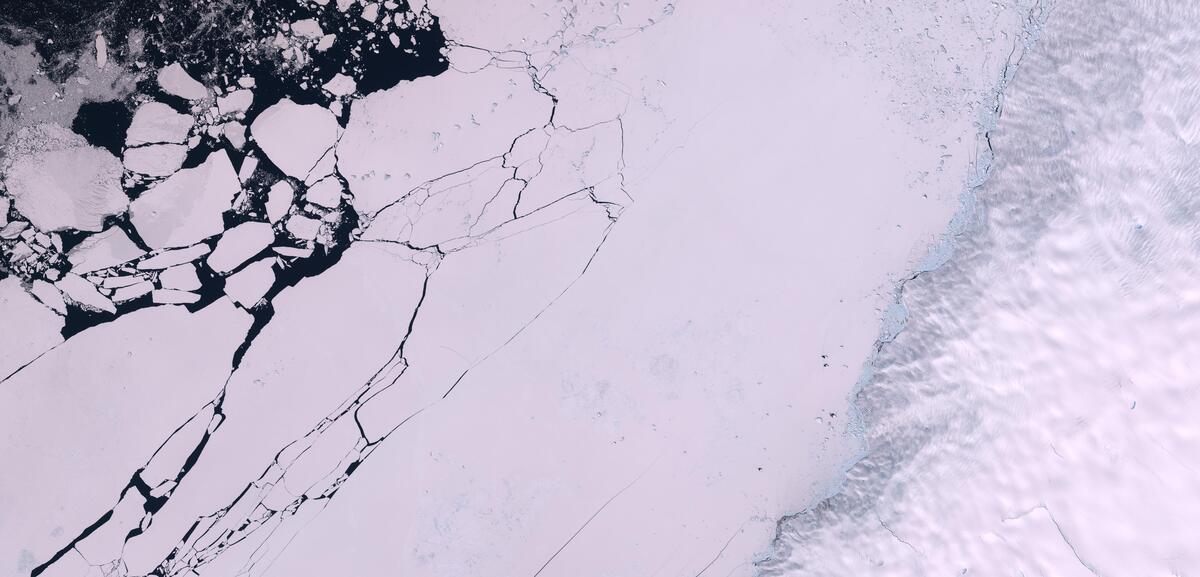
[123,144,188,177]
[223,258,276,308]
[206,221,275,274]
[2,124,126,232]
[158,63,208,100]
[251,99,340,180]
[129,150,241,249]
[126,102,193,146]
[67,226,146,274]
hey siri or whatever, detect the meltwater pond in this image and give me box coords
[762,0,1200,574]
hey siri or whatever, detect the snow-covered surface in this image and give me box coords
[761,2,1200,574]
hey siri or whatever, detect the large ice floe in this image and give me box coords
[2,124,126,232]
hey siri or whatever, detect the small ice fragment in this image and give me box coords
[207,221,275,274]
[95,34,109,69]
[292,18,324,39]
[68,226,147,274]
[57,273,117,313]
[158,264,202,291]
[123,143,187,177]
[126,102,193,146]
[304,178,342,209]
[316,34,336,52]
[223,123,247,149]
[224,259,275,308]
[152,289,201,304]
[217,89,254,116]
[136,244,212,270]
[323,73,356,97]
[285,215,321,241]
[158,63,208,100]
[273,246,313,258]
[30,280,68,315]
[361,2,379,21]
[112,281,154,304]
[0,221,28,240]
[239,156,259,182]
[101,275,149,289]
[266,181,295,223]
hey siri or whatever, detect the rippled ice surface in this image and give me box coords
[762,1,1200,575]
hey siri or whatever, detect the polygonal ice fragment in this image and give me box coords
[57,273,117,314]
[126,102,193,146]
[67,226,146,274]
[29,280,68,315]
[217,90,254,116]
[304,178,342,209]
[207,221,275,274]
[266,181,295,224]
[157,63,208,100]
[158,264,202,291]
[129,150,241,249]
[223,259,275,308]
[285,215,321,241]
[123,143,187,177]
[251,99,340,179]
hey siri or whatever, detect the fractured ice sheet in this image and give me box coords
[2,0,1158,576]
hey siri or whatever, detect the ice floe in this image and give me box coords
[67,226,146,274]
[56,273,116,314]
[2,124,127,232]
[206,221,275,274]
[251,99,341,180]
[126,102,193,146]
[265,181,295,223]
[158,64,209,101]
[157,264,202,291]
[129,151,241,249]
[223,258,276,308]
[123,144,188,177]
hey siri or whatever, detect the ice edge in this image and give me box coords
[754,1,1053,571]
